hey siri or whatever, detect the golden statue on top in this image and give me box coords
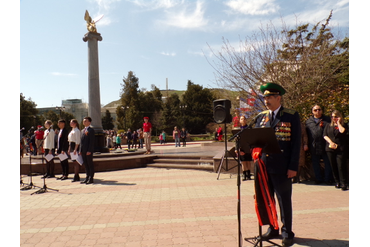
[84,10,104,33]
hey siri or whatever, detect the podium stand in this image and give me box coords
[235,127,282,247]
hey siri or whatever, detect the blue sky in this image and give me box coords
[19,0,349,108]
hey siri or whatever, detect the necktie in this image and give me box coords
[271,112,275,125]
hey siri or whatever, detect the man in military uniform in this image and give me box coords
[254,83,301,247]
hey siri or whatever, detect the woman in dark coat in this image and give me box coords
[323,110,349,191]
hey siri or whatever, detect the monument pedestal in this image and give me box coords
[83,32,109,153]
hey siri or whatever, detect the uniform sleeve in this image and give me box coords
[289,112,302,171]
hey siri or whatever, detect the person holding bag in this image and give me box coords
[323,110,349,191]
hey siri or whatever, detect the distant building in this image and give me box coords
[62,99,88,123]
[101,103,120,129]
[36,99,88,123]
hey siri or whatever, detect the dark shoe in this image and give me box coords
[341,185,348,191]
[61,176,68,180]
[57,176,64,180]
[261,228,279,240]
[282,237,294,246]
[47,175,55,178]
[242,171,247,181]
[335,183,341,189]
[86,178,94,184]
[81,178,89,184]
[41,174,48,179]
[72,176,80,182]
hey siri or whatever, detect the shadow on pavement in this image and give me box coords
[93,178,136,186]
[294,237,349,246]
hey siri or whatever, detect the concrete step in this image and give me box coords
[155,155,214,160]
[146,163,214,171]
[153,159,214,165]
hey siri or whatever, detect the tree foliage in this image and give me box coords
[20,93,42,134]
[182,80,215,133]
[102,109,114,130]
[206,11,349,122]
[116,71,164,132]
[116,71,216,134]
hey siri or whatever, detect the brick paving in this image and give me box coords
[20,143,349,247]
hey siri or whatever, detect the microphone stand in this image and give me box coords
[21,128,42,191]
[20,148,41,191]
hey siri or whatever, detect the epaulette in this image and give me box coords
[259,110,269,115]
[282,108,296,115]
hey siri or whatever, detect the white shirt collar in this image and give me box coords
[270,105,282,117]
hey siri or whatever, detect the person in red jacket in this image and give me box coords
[217,126,223,141]
[34,125,44,155]
[142,117,152,154]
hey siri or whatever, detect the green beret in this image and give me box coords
[260,82,286,97]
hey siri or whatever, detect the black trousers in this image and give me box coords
[327,151,348,186]
[44,149,55,176]
[82,152,94,179]
[60,159,69,177]
[267,173,294,239]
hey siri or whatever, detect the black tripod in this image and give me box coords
[216,123,239,180]
[31,152,59,195]
[21,147,42,191]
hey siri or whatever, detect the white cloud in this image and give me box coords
[128,0,183,10]
[160,52,176,56]
[87,0,121,26]
[158,1,208,29]
[225,0,279,15]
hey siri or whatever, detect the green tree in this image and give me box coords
[182,80,215,133]
[42,110,59,129]
[118,71,141,130]
[162,93,181,133]
[207,11,349,122]
[273,11,349,121]
[102,109,114,130]
[20,93,42,135]
[118,72,165,131]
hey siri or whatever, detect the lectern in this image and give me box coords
[234,127,282,247]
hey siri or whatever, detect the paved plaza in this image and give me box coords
[20,143,349,247]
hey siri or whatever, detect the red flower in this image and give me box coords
[319,120,324,128]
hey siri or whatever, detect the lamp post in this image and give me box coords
[55,106,65,119]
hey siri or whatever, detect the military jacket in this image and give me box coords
[254,106,301,174]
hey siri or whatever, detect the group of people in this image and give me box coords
[104,126,189,149]
[105,117,152,154]
[173,126,188,147]
[105,129,143,150]
[232,82,348,247]
[235,103,349,192]
[32,117,96,184]
[305,105,349,190]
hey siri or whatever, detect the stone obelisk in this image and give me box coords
[83,16,108,153]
